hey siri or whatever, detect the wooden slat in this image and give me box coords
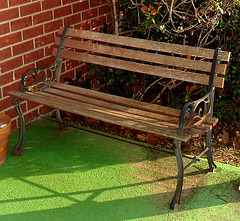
[37,90,181,128]
[51,82,181,117]
[7,86,217,138]
[37,90,213,133]
[55,37,227,75]
[59,27,231,62]
[53,48,225,88]
[7,90,192,141]
[50,82,218,128]
[43,87,180,124]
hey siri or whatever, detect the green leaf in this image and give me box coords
[128,73,136,84]
[109,75,115,83]
[88,68,95,76]
[115,70,124,75]
[119,74,125,83]
[76,71,83,80]
[185,94,190,102]
[145,18,152,28]
[155,13,161,23]
[159,24,166,33]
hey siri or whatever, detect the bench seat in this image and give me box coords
[8,82,218,141]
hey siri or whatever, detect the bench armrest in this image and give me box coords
[178,89,214,133]
[179,47,219,134]
[20,61,61,92]
[20,26,70,93]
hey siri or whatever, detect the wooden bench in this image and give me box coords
[8,26,231,210]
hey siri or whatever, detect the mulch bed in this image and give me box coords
[63,113,240,168]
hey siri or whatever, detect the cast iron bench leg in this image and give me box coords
[12,98,25,156]
[56,109,65,130]
[170,139,183,210]
[206,130,217,171]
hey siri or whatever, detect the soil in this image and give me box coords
[63,113,240,168]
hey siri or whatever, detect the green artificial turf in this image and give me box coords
[0,119,239,220]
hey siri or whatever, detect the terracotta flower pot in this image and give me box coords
[0,113,11,166]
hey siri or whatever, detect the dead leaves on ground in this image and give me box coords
[62,112,240,167]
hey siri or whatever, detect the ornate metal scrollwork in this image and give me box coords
[20,62,60,92]
[20,26,70,92]
[179,91,213,133]
[178,47,219,134]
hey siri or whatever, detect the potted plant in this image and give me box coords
[0,113,11,166]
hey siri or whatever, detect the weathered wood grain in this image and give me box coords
[52,48,225,88]
[8,90,192,141]
[58,27,231,62]
[54,37,227,75]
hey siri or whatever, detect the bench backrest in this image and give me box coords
[53,27,231,88]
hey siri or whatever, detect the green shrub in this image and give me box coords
[118,0,240,125]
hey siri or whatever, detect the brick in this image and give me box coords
[54,5,72,19]
[66,60,82,70]
[60,61,66,73]
[44,20,63,33]
[20,2,41,17]
[0,48,11,61]
[36,57,55,68]
[90,0,103,7]
[27,101,40,110]
[40,105,52,115]
[0,23,10,35]
[60,70,74,82]
[24,48,44,64]
[24,109,39,123]
[14,63,35,80]
[75,21,90,30]
[98,26,104,32]
[5,107,17,120]
[106,14,112,23]
[0,8,19,23]
[9,0,31,7]
[11,119,18,131]
[91,16,107,29]
[45,44,55,56]
[82,8,98,21]
[5,103,26,119]
[0,0,8,9]
[2,81,21,97]
[42,0,61,10]
[13,40,34,56]
[0,32,22,48]
[76,65,88,76]
[0,72,14,86]
[23,25,43,40]
[62,0,79,4]
[72,1,89,13]
[64,14,81,26]
[1,56,23,73]
[35,33,54,48]
[33,11,53,25]
[11,16,32,31]
[0,97,13,112]
[99,5,111,15]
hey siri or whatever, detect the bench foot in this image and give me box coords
[206,130,217,172]
[170,139,183,210]
[12,98,25,156]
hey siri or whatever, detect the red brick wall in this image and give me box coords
[0,0,111,130]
